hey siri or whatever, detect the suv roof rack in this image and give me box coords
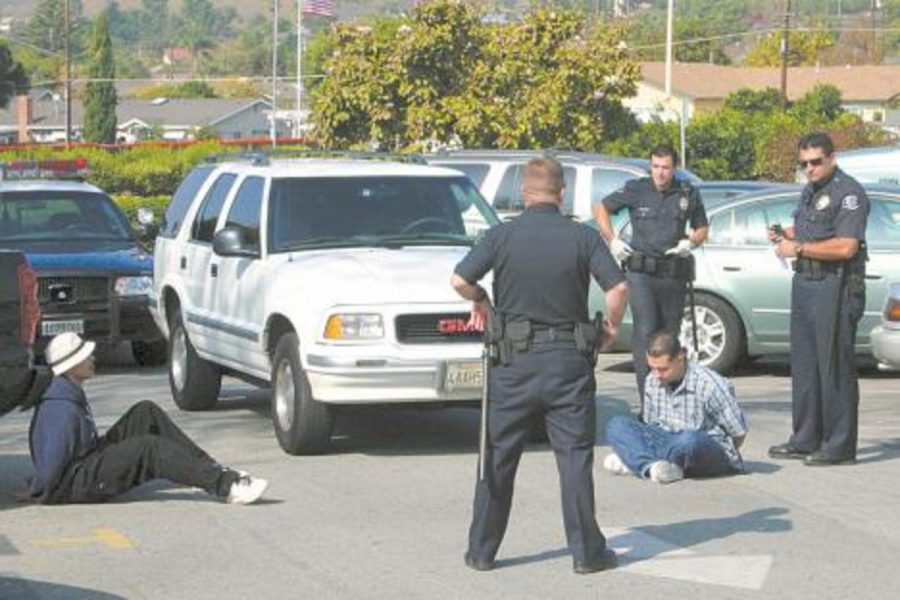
[203,150,427,166]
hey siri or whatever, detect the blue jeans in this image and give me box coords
[606,415,738,479]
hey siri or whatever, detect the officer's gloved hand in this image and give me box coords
[664,239,693,258]
[610,237,633,262]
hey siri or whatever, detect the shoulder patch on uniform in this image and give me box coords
[815,195,831,211]
[841,195,860,211]
[679,195,689,211]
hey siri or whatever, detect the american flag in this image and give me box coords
[303,0,337,17]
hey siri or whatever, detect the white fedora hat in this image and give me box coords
[46,332,96,375]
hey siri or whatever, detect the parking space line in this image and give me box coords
[29,528,133,550]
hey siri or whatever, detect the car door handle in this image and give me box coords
[722,266,742,272]
[180,256,187,270]
[210,264,218,278]
[865,274,884,281]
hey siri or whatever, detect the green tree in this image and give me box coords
[83,11,118,143]
[723,88,783,114]
[138,0,170,55]
[312,1,639,151]
[171,0,236,75]
[25,0,87,55]
[788,83,843,123]
[746,28,835,67]
[0,41,30,108]
[627,15,730,64]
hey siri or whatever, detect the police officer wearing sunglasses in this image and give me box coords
[593,144,708,401]
[769,132,869,466]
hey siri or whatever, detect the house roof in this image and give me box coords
[638,62,900,103]
[0,96,273,130]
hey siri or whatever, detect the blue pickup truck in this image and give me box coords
[0,161,165,365]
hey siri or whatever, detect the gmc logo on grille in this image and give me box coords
[438,318,480,334]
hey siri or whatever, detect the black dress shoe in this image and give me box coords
[464,552,494,572]
[804,450,856,466]
[573,548,618,574]
[768,443,811,460]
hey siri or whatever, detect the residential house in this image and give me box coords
[0,90,295,144]
[625,62,900,132]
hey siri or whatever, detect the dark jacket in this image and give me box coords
[28,376,99,502]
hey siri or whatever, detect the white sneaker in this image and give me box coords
[647,461,684,484]
[226,475,268,505]
[602,453,631,475]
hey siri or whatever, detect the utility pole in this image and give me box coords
[271,0,279,148]
[64,0,72,148]
[780,0,792,108]
[664,0,674,97]
[295,0,303,139]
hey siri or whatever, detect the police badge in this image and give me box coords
[679,196,689,211]
[815,195,830,211]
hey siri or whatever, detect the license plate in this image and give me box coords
[444,361,483,392]
[41,319,84,336]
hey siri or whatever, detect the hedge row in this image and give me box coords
[0,142,224,197]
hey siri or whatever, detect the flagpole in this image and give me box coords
[296,0,303,139]
[271,0,279,148]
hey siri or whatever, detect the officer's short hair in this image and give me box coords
[798,132,835,155]
[649,144,679,167]
[646,330,685,359]
[524,157,565,195]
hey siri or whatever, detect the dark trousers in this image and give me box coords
[627,272,687,399]
[606,415,737,478]
[56,400,237,503]
[467,341,607,565]
[788,273,864,460]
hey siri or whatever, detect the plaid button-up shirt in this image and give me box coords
[643,361,748,469]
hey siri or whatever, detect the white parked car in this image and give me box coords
[149,157,499,454]
[871,283,900,369]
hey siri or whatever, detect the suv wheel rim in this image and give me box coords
[171,327,188,391]
[274,358,295,431]
[682,306,726,366]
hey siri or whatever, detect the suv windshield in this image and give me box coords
[269,176,499,252]
[0,191,133,247]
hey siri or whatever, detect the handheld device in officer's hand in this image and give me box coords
[769,223,785,242]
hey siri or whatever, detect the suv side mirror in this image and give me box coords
[136,207,159,241]
[213,226,258,258]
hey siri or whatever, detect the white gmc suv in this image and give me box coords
[149,156,499,454]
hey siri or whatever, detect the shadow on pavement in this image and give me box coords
[742,460,782,475]
[635,507,792,555]
[495,547,571,569]
[0,576,126,600]
[856,438,900,464]
[0,454,33,513]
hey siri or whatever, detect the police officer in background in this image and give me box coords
[769,132,869,466]
[593,145,708,400]
[451,157,629,574]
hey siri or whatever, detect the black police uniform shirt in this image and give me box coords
[793,167,869,270]
[454,203,625,327]
[601,178,708,258]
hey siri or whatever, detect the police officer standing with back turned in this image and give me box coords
[593,145,708,400]
[451,157,629,574]
[769,132,869,466]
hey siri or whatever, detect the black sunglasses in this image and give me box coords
[798,156,827,168]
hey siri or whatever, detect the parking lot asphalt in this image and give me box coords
[2,347,900,599]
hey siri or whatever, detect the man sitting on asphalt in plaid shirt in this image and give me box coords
[603,330,748,484]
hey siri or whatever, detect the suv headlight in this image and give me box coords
[323,314,384,340]
[115,276,153,296]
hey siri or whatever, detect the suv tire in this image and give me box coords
[132,339,167,367]
[271,333,333,454]
[168,309,221,410]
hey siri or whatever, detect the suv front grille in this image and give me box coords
[38,277,110,304]
[396,312,483,344]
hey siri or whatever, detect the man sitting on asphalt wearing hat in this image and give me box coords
[27,332,268,505]
[602,330,748,484]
